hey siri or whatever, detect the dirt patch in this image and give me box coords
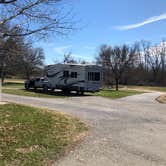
[122,87,153,93]
[156,95,166,104]
[0,101,8,105]
[15,145,41,154]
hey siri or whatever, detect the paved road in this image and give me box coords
[2,92,166,166]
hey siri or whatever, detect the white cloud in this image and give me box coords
[115,13,166,30]
[54,45,72,54]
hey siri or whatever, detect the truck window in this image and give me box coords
[63,71,69,77]
[71,72,77,78]
[88,72,100,81]
[35,78,40,81]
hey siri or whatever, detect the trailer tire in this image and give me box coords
[62,88,69,94]
[62,89,66,93]
[76,91,80,95]
[66,90,71,94]
[51,88,55,92]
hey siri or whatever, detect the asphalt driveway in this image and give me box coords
[2,92,166,166]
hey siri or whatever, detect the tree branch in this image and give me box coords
[0,0,17,4]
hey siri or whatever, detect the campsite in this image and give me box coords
[0,0,166,166]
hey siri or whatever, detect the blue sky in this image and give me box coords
[36,0,166,64]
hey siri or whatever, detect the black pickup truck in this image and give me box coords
[24,77,47,90]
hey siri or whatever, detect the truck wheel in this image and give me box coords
[43,85,48,92]
[81,91,84,95]
[25,84,29,90]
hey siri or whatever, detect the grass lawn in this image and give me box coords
[2,79,24,89]
[94,89,144,99]
[4,78,24,83]
[0,104,87,166]
[1,80,146,99]
[2,81,67,98]
[2,82,24,89]
[2,89,67,98]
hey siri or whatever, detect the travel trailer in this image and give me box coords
[25,64,103,94]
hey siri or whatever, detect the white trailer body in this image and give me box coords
[44,64,103,92]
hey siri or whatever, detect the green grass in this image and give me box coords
[2,80,146,99]
[2,82,24,89]
[4,78,24,83]
[2,81,67,98]
[0,104,87,166]
[94,89,144,99]
[2,89,67,98]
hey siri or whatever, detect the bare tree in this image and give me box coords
[96,44,138,90]
[21,47,45,79]
[146,45,162,82]
[0,0,17,4]
[63,52,77,64]
[0,31,25,83]
[96,45,112,85]
[0,35,45,81]
[159,41,166,83]
[0,0,74,38]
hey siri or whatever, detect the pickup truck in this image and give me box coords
[25,77,48,90]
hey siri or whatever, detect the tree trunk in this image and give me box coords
[115,78,119,91]
[26,70,30,80]
[1,76,5,85]
[0,67,5,85]
[0,77,2,102]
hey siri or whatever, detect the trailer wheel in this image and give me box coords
[62,88,70,94]
[62,89,66,93]
[51,88,55,92]
[66,90,71,94]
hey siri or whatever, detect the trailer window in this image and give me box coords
[63,71,69,77]
[88,72,100,81]
[71,72,77,78]
[95,72,100,81]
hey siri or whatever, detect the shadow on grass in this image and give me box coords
[24,89,93,97]
[3,82,24,87]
